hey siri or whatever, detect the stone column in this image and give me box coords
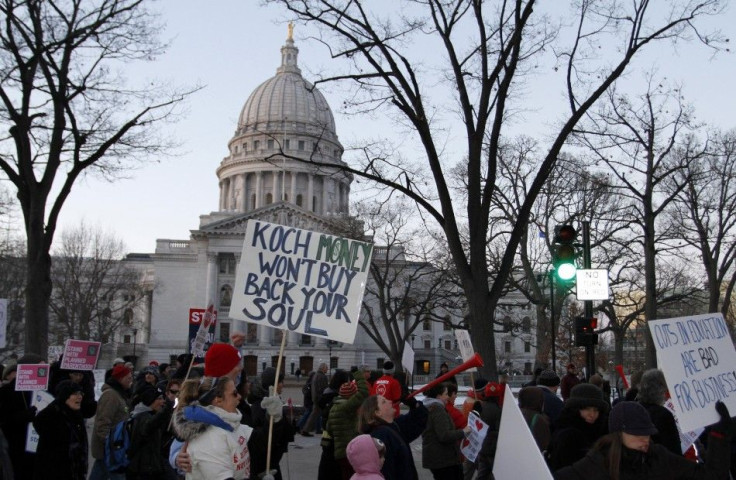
[272,171,280,203]
[288,330,299,346]
[307,174,314,212]
[255,172,262,209]
[322,176,330,215]
[218,181,224,210]
[290,172,297,205]
[205,252,218,306]
[241,173,248,212]
[258,325,271,346]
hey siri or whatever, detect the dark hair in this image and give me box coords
[329,369,350,390]
[446,382,458,397]
[426,383,448,399]
[592,432,623,480]
[358,395,381,432]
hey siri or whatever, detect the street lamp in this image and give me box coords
[132,328,138,368]
[327,340,338,376]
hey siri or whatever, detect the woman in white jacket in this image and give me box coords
[173,376,254,480]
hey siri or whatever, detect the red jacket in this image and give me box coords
[446,402,467,428]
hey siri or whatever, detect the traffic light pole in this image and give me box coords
[549,270,556,372]
[582,221,595,380]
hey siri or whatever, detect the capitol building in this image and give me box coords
[119,31,539,379]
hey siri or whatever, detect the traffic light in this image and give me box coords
[575,316,599,346]
[553,224,578,281]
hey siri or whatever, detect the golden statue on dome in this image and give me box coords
[287,22,294,40]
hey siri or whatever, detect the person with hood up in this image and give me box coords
[126,384,173,479]
[347,434,386,480]
[172,376,255,479]
[518,386,551,453]
[554,400,733,480]
[422,382,470,479]
[358,392,428,480]
[547,383,609,471]
[90,363,133,480]
[636,368,681,455]
[32,380,88,479]
[326,367,370,479]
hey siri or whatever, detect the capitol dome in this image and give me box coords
[216,29,351,218]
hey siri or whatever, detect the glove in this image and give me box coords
[257,470,277,480]
[401,395,418,409]
[712,401,734,438]
[261,387,283,422]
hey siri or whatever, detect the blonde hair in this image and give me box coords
[176,376,233,410]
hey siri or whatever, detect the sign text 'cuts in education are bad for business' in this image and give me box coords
[649,313,736,432]
[231,220,373,344]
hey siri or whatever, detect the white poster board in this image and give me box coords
[648,314,736,432]
[454,329,477,372]
[401,341,414,375]
[664,398,704,454]
[0,298,6,349]
[460,411,488,462]
[25,390,54,453]
[493,385,553,480]
[231,220,373,344]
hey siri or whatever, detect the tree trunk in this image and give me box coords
[25,227,52,357]
[535,303,551,368]
[467,291,497,380]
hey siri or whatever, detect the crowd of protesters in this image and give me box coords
[0,347,734,480]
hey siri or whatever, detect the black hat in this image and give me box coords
[261,367,284,389]
[609,401,658,435]
[55,379,83,403]
[136,384,164,406]
[473,377,489,393]
[565,383,609,413]
[537,369,561,387]
[383,361,395,374]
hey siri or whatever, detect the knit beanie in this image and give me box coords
[565,383,609,413]
[609,401,658,435]
[111,365,132,381]
[537,369,561,387]
[136,384,164,406]
[339,381,358,398]
[382,361,395,375]
[55,379,83,403]
[204,343,242,377]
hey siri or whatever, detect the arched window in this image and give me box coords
[250,194,256,209]
[220,285,232,307]
[522,317,531,333]
[296,194,303,207]
[124,308,134,325]
[266,193,273,204]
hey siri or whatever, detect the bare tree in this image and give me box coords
[0,0,195,355]
[269,0,726,378]
[357,199,461,368]
[48,222,150,345]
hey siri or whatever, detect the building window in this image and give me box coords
[266,193,273,204]
[251,194,256,209]
[298,140,305,151]
[243,143,248,152]
[123,335,131,344]
[219,322,230,342]
[267,139,274,149]
[312,196,317,212]
[273,329,284,346]
[444,340,452,350]
[503,316,512,332]
[219,254,236,274]
[124,308,133,325]
[296,194,303,207]
[330,357,338,371]
[524,341,531,353]
[220,285,232,307]
[253,140,260,150]
[233,145,238,153]
[300,334,311,346]
[376,358,384,370]
[418,360,430,374]
[522,317,531,333]
[423,319,431,331]
[246,324,258,344]
[424,340,431,349]
[284,139,290,149]
[504,341,511,353]
[443,319,451,331]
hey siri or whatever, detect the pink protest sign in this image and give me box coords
[15,364,50,391]
[60,339,102,370]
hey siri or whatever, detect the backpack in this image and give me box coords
[104,415,135,473]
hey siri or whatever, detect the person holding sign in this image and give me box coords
[554,400,733,480]
[637,369,681,455]
[421,382,471,479]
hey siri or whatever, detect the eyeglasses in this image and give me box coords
[168,390,180,395]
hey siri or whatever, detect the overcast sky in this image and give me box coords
[39,1,736,254]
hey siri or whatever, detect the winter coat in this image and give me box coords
[126,402,173,478]
[32,400,88,480]
[560,373,581,400]
[347,434,385,480]
[540,386,564,424]
[173,404,254,480]
[446,402,467,428]
[0,380,35,479]
[554,431,730,480]
[547,405,608,470]
[370,375,402,417]
[474,398,502,465]
[518,386,551,452]
[421,398,464,470]
[327,371,369,460]
[312,370,329,404]
[47,362,98,419]
[362,400,428,480]
[639,401,681,455]
[91,380,130,460]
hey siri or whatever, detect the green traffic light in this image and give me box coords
[557,263,577,281]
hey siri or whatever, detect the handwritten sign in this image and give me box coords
[60,339,101,371]
[494,384,553,480]
[455,329,478,372]
[189,306,217,362]
[461,411,488,462]
[15,364,50,391]
[25,390,54,453]
[663,398,703,454]
[231,220,373,344]
[648,314,736,432]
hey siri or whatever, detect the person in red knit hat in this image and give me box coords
[370,361,402,417]
[204,342,243,381]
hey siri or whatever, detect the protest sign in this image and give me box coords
[15,364,50,391]
[231,220,373,344]
[664,398,704,453]
[460,411,488,462]
[402,341,414,375]
[189,305,217,362]
[60,339,101,370]
[493,384,553,480]
[25,390,54,453]
[648,314,736,432]
[455,329,478,372]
